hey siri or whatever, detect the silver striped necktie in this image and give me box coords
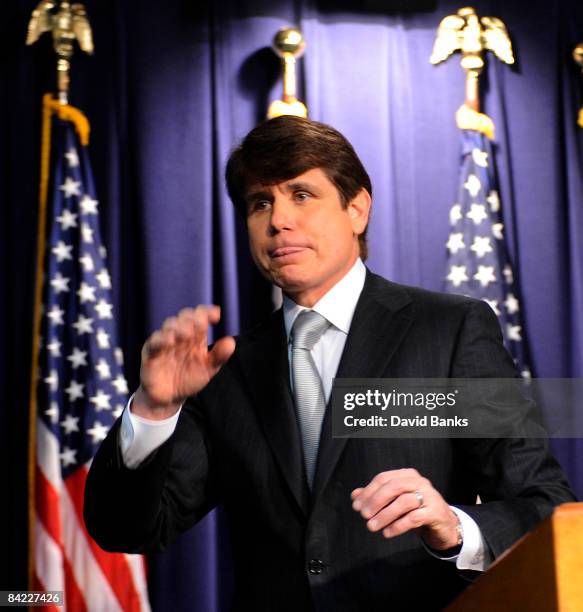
[291,310,331,488]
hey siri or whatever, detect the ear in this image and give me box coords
[347,188,371,236]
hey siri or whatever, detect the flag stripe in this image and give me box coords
[35,464,62,548]
[36,418,62,490]
[65,467,143,612]
[60,481,122,612]
[34,521,64,597]
[31,573,61,612]
[62,553,89,612]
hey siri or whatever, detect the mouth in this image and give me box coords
[269,246,307,259]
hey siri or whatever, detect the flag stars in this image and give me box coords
[447,265,469,287]
[466,203,488,225]
[112,374,129,395]
[504,293,520,315]
[60,414,80,434]
[72,314,94,335]
[99,246,107,258]
[95,358,111,380]
[45,402,59,424]
[87,421,110,444]
[94,299,113,319]
[56,208,78,231]
[96,269,112,289]
[64,148,79,167]
[112,404,124,419]
[471,148,489,167]
[81,223,94,244]
[79,253,94,272]
[446,233,465,254]
[487,190,500,212]
[492,223,504,240]
[449,204,462,226]
[470,236,493,258]
[90,389,112,411]
[506,324,522,342]
[79,194,99,215]
[114,348,124,366]
[46,339,62,357]
[59,177,82,198]
[52,241,73,263]
[483,299,501,316]
[67,347,88,369]
[44,369,59,392]
[77,282,97,303]
[503,265,514,284]
[65,380,84,402]
[60,446,77,467]
[47,305,65,326]
[50,272,70,294]
[464,174,482,197]
[474,265,496,288]
[96,328,110,349]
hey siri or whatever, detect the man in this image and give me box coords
[85,116,574,611]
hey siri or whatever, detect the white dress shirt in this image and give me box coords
[120,257,491,571]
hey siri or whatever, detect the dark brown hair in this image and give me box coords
[225,116,372,259]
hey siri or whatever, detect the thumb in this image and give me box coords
[208,336,236,373]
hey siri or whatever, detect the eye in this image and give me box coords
[248,200,271,214]
[294,191,311,203]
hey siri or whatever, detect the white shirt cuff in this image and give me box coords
[119,393,182,469]
[425,506,493,572]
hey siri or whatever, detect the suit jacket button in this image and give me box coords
[308,559,324,574]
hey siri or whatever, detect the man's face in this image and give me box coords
[245,168,370,307]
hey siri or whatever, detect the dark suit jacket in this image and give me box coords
[84,271,575,611]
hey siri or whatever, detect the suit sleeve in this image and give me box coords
[450,299,576,557]
[84,395,219,553]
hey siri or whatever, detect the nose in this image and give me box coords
[269,197,295,234]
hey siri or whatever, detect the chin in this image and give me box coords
[270,269,312,293]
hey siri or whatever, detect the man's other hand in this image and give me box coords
[351,468,460,551]
[132,305,236,420]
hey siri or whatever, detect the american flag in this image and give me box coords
[444,129,531,377]
[32,111,151,611]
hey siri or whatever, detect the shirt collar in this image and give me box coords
[283,258,366,341]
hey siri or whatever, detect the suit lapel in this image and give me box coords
[312,271,414,501]
[235,312,310,518]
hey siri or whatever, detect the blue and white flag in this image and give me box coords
[444,129,531,377]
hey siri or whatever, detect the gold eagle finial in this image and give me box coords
[26,1,94,104]
[430,7,514,139]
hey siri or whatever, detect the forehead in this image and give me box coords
[245,167,336,197]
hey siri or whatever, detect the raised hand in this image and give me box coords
[132,305,236,420]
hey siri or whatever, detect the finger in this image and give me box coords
[177,305,221,324]
[351,472,393,510]
[351,488,364,500]
[190,306,221,348]
[355,475,426,517]
[354,468,420,504]
[382,508,426,539]
[208,336,236,372]
[366,491,423,532]
[143,329,174,358]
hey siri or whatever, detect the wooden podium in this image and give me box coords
[446,503,583,611]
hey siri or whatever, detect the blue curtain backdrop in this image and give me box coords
[1,0,582,608]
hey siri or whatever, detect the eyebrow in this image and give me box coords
[245,189,273,204]
[245,180,320,204]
